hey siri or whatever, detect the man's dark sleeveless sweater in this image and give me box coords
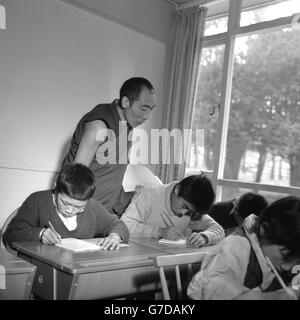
[63,101,132,212]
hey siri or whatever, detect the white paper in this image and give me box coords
[158,238,187,246]
[122,164,163,192]
[55,238,130,251]
[56,238,101,252]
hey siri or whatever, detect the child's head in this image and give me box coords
[231,192,268,225]
[55,163,95,201]
[256,196,300,272]
[171,173,215,217]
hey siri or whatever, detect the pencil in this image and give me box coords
[266,256,297,299]
[48,221,61,241]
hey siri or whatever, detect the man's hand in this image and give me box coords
[158,227,184,240]
[186,232,207,248]
[41,228,61,245]
[97,233,121,250]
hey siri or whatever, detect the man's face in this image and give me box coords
[170,186,196,217]
[54,193,87,218]
[123,87,156,128]
[261,243,299,273]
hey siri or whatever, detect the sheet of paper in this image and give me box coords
[56,238,130,252]
[56,238,101,252]
[158,238,187,246]
[119,243,130,247]
[122,164,163,192]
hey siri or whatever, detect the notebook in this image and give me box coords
[56,238,130,252]
[158,238,187,246]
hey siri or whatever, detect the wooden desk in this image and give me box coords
[12,240,167,300]
[130,238,220,255]
[0,248,36,300]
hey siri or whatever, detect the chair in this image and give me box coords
[153,251,207,300]
[0,208,19,253]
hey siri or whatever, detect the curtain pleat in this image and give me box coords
[157,7,208,183]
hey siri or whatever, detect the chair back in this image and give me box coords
[0,208,19,253]
[153,251,207,300]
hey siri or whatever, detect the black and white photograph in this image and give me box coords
[0,0,300,307]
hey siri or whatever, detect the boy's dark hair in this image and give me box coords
[178,173,215,213]
[119,77,154,103]
[257,196,300,260]
[56,164,95,201]
[238,192,268,219]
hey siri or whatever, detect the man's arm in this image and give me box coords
[74,120,107,166]
[121,188,160,238]
[188,214,225,245]
[93,200,130,243]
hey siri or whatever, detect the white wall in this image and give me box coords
[61,0,173,43]
[0,0,168,227]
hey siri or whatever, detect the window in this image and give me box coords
[187,45,225,175]
[240,0,300,26]
[186,0,300,201]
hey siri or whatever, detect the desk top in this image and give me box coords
[130,238,220,255]
[12,240,168,274]
[0,247,36,274]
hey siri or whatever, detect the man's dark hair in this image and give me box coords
[256,196,300,260]
[119,77,154,103]
[238,192,268,219]
[178,173,215,213]
[56,164,95,201]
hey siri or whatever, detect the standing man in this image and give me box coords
[62,77,156,216]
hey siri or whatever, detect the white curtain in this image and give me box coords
[157,6,208,183]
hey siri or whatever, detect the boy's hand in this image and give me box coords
[187,232,207,248]
[41,228,61,245]
[97,233,121,250]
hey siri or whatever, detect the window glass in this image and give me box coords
[220,186,291,204]
[186,45,225,177]
[204,16,228,36]
[241,0,300,27]
[223,27,300,188]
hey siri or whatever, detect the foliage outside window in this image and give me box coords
[186,0,300,201]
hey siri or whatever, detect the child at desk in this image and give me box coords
[188,196,300,300]
[3,164,129,250]
[121,173,225,248]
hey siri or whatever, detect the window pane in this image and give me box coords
[221,186,291,204]
[241,0,300,27]
[223,27,300,188]
[204,16,228,36]
[186,45,225,177]
[205,0,229,36]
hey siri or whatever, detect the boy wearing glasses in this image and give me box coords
[121,174,224,248]
[4,164,129,250]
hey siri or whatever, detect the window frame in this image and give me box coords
[199,0,300,200]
